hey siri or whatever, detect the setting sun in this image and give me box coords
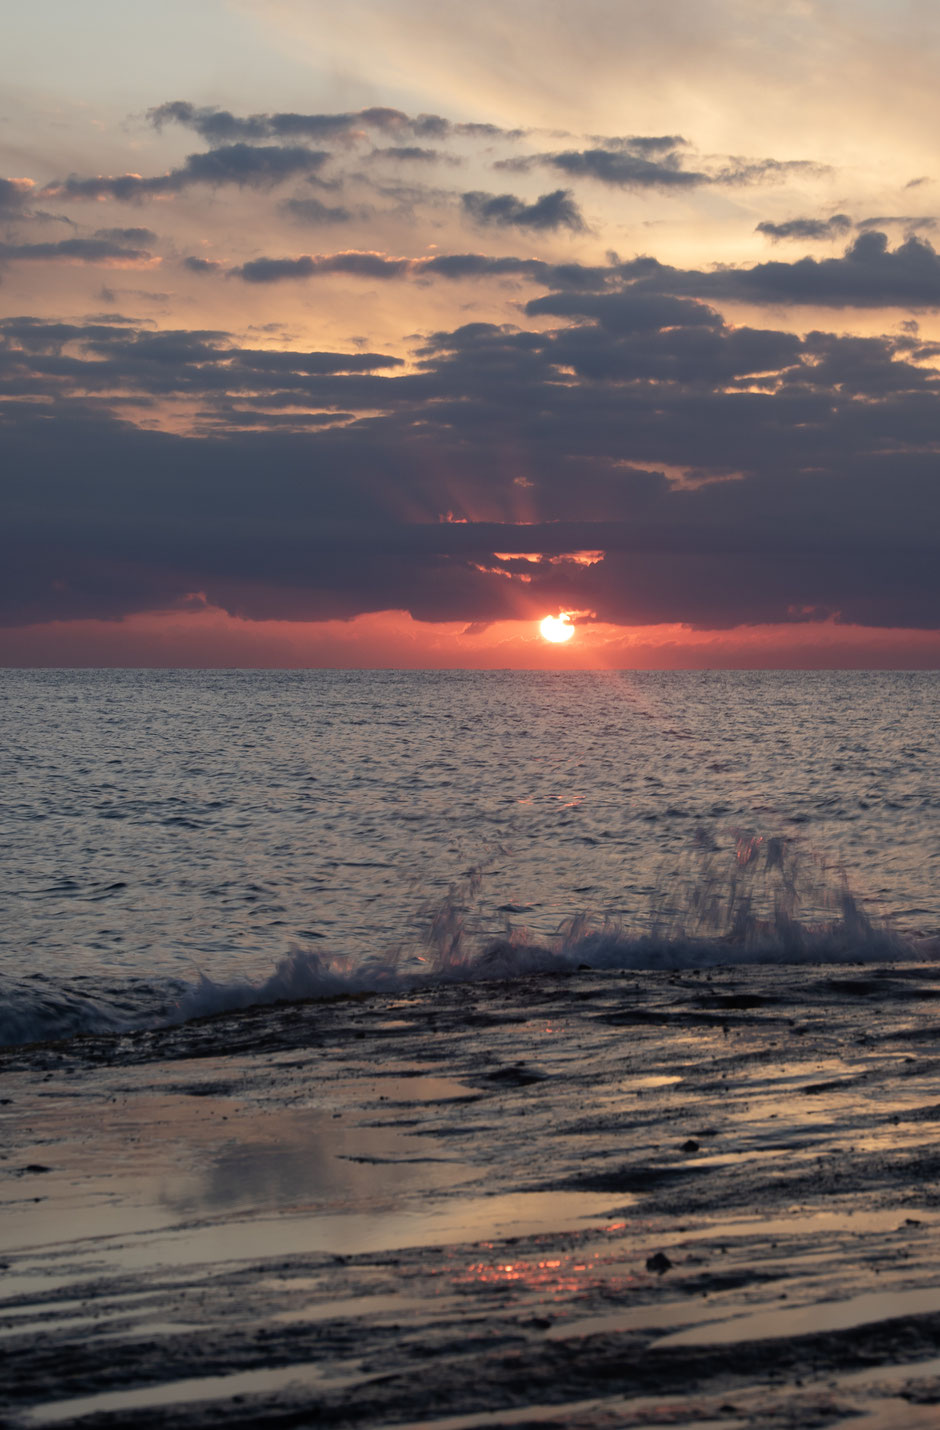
[539,613,575,644]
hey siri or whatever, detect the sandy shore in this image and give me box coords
[3,962,940,1427]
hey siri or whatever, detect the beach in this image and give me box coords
[5,0,940,1415]
[5,960,940,1428]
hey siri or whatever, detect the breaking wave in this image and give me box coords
[2,833,935,1050]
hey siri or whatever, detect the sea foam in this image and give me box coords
[2,833,926,1050]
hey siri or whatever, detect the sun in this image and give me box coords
[539,613,575,644]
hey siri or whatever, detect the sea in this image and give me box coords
[1,668,938,1048]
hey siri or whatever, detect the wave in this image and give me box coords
[2,833,936,1050]
[0,976,183,1050]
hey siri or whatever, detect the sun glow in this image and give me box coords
[539,613,575,644]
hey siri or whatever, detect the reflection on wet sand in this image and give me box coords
[161,1105,474,1219]
[0,1069,484,1258]
[25,1358,368,1427]
[655,1283,940,1348]
[7,963,940,1427]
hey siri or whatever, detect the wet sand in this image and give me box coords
[3,962,940,1427]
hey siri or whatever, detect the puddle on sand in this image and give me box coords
[654,1284,940,1348]
[273,1292,424,1325]
[839,1352,940,1391]
[546,1296,756,1341]
[0,1265,217,1313]
[376,1398,743,1430]
[680,1206,938,1243]
[73,1189,627,1275]
[25,1357,368,1427]
[356,1073,480,1104]
[1,1286,424,1346]
[1,1098,478,1257]
[828,1401,940,1430]
[591,1074,683,1107]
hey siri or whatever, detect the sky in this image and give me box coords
[2,0,940,668]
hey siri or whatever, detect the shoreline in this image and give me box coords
[4,962,940,1427]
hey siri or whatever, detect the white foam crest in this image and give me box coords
[173,949,405,1022]
[2,834,932,1048]
[166,835,920,1025]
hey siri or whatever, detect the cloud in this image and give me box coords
[6,79,940,645]
[0,177,34,211]
[94,226,159,245]
[179,145,330,186]
[757,214,935,243]
[147,100,524,145]
[45,145,330,201]
[227,247,619,288]
[3,298,939,635]
[219,228,940,312]
[629,231,940,308]
[501,143,829,193]
[524,291,722,332]
[539,146,706,189]
[282,196,355,224]
[461,188,584,231]
[146,103,799,204]
[216,230,940,311]
[0,237,151,265]
[858,215,937,233]
[0,316,159,350]
[234,250,411,282]
[208,408,357,427]
[419,252,553,281]
[593,134,688,157]
[714,157,830,185]
[228,347,404,375]
[757,214,853,242]
[369,146,451,163]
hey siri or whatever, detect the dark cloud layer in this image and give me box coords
[2,283,938,633]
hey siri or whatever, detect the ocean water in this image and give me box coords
[1,668,938,1046]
